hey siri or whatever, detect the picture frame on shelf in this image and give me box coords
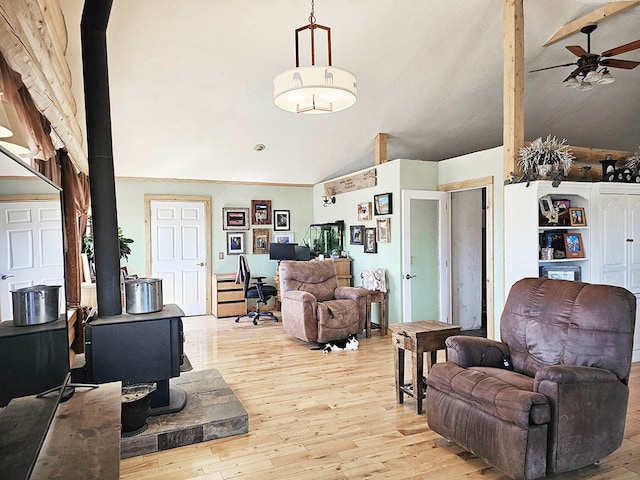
[376,218,390,243]
[273,232,294,244]
[226,232,245,255]
[563,233,585,258]
[569,207,587,227]
[350,225,364,245]
[553,199,571,226]
[357,202,371,221]
[364,227,377,253]
[374,193,392,215]
[253,228,271,254]
[273,209,290,231]
[222,207,250,230]
[540,265,581,282]
[541,229,568,259]
[251,200,272,225]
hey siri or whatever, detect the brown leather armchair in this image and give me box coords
[278,260,369,343]
[426,278,636,480]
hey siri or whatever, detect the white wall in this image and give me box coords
[313,159,439,326]
[115,179,313,286]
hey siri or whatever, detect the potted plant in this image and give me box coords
[82,227,134,262]
[517,135,575,187]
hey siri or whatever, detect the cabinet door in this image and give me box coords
[601,195,629,288]
[629,196,640,293]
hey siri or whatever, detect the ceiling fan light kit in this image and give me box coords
[273,0,356,114]
[531,24,639,92]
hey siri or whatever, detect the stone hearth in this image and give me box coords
[120,369,247,459]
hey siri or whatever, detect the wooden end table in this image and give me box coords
[365,290,387,337]
[390,320,460,414]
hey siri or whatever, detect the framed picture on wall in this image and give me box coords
[253,228,271,254]
[273,210,290,231]
[251,200,272,225]
[374,193,392,215]
[350,225,364,245]
[357,202,371,221]
[364,227,377,253]
[376,218,390,243]
[222,207,250,230]
[226,232,245,255]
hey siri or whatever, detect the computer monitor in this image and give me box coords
[269,242,297,261]
[294,245,311,261]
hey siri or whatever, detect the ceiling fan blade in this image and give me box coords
[529,62,577,73]
[566,45,588,57]
[602,39,640,58]
[600,58,640,70]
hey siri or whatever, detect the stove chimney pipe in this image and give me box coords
[81,0,121,316]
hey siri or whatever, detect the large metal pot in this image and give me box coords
[125,278,163,314]
[11,285,61,327]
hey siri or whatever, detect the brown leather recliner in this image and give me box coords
[426,278,636,480]
[278,260,369,343]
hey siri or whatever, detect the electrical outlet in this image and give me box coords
[218,252,224,260]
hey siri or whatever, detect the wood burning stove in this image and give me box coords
[84,303,186,414]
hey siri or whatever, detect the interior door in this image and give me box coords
[401,190,450,323]
[150,200,207,316]
[0,200,65,321]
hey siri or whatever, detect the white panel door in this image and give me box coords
[401,190,450,323]
[150,200,207,316]
[0,201,65,321]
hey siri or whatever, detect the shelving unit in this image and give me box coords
[505,181,592,294]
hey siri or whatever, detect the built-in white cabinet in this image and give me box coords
[596,190,640,361]
[505,181,640,362]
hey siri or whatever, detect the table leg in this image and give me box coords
[412,348,424,414]
[394,346,404,404]
[380,297,387,335]
[365,296,372,338]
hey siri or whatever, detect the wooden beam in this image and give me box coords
[503,0,525,182]
[374,133,388,165]
[543,1,640,47]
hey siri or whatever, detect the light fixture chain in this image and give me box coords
[309,0,315,25]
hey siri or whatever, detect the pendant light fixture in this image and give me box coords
[273,0,356,114]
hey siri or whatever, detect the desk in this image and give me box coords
[390,320,460,414]
[365,290,387,337]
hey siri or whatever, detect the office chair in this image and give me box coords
[235,255,278,325]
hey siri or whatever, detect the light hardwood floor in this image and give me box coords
[121,315,640,479]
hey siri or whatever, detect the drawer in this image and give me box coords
[218,290,245,302]
[392,332,412,350]
[216,301,246,318]
[218,281,241,291]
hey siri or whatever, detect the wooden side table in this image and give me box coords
[365,290,387,337]
[390,320,460,414]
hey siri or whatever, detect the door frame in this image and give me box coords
[439,176,495,340]
[144,195,212,315]
[401,189,450,323]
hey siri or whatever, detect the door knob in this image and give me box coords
[404,274,416,280]
[196,262,205,266]
[1,274,14,280]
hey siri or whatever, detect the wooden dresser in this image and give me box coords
[212,273,247,317]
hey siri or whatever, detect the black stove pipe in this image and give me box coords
[81,0,121,316]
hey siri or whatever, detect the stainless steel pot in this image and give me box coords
[11,284,61,327]
[125,278,163,314]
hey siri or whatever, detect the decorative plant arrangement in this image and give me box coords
[516,135,575,187]
[82,227,134,262]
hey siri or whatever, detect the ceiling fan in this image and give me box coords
[530,24,640,90]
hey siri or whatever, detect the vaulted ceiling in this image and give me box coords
[58,0,640,185]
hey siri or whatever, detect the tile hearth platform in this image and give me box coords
[120,369,248,459]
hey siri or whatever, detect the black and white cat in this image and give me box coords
[312,333,359,354]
